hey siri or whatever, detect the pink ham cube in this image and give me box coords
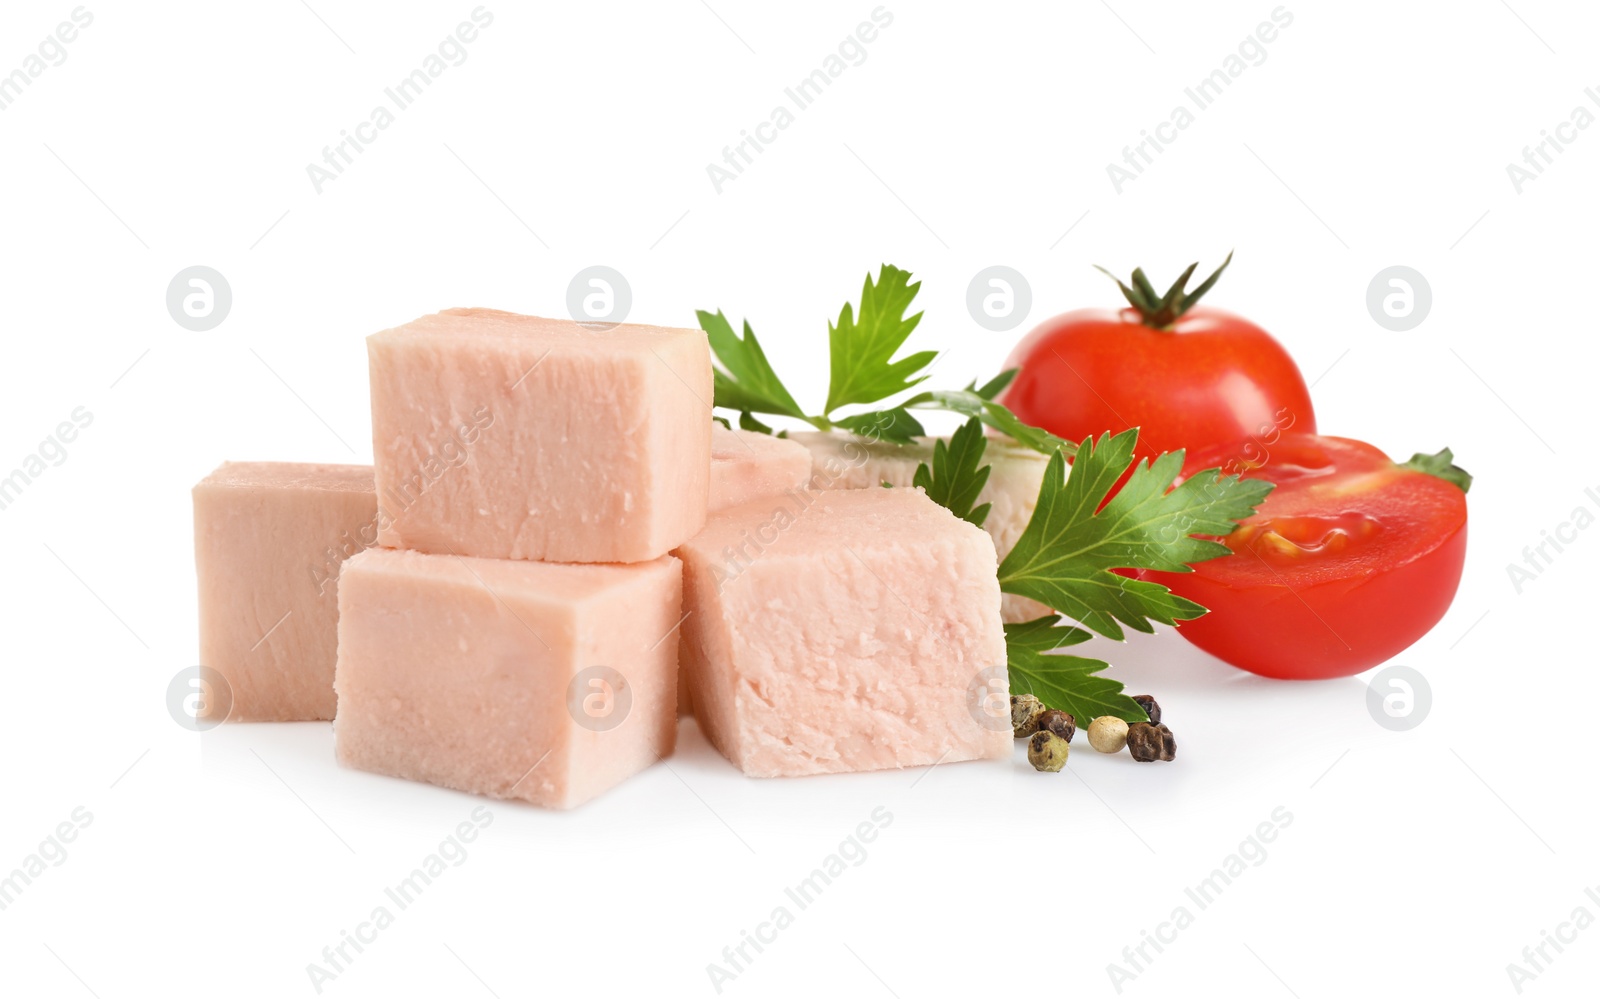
[333,547,681,809]
[192,461,378,721]
[676,424,813,717]
[709,425,812,513]
[367,308,712,563]
[789,430,1054,623]
[677,488,1010,778]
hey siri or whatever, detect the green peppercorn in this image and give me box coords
[1027,730,1070,772]
[1011,694,1047,739]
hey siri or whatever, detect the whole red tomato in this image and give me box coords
[1146,433,1471,680]
[1000,255,1315,462]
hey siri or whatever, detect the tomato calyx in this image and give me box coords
[1399,447,1473,494]
[1093,251,1234,330]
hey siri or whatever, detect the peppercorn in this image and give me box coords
[1127,722,1176,762]
[1027,730,1070,772]
[1086,716,1129,754]
[1036,709,1075,743]
[1132,694,1161,725]
[1011,694,1047,739]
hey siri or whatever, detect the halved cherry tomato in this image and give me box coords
[1147,433,1470,680]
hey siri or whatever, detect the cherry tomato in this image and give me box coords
[1147,433,1470,680]
[1000,256,1315,463]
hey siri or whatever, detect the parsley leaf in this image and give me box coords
[970,369,1018,401]
[1005,616,1149,726]
[834,406,926,445]
[997,429,1276,641]
[911,417,992,527]
[738,411,776,434]
[823,265,938,413]
[695,270,1068,458]
[908,388,1075,458]
[697,309,811,424]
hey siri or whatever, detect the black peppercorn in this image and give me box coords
[1132,695,1161,724]
[1036,709,1075,743]
[1127,722,1176,762]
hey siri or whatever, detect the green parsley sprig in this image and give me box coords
[696,264,1066,451]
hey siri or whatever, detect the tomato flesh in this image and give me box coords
[999,306,1316,462]
[1148,434,1468,680]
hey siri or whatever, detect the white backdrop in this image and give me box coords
[2,1,1596,996]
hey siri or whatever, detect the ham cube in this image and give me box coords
[368,309,712,563]
[789,431,1054,623]
[677,488,1010,778]
[192,461,378,721]
[333,547,681,809]
[675,425,813,716]
[709,425,812,513]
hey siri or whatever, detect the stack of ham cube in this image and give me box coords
[192,309,1011,808]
